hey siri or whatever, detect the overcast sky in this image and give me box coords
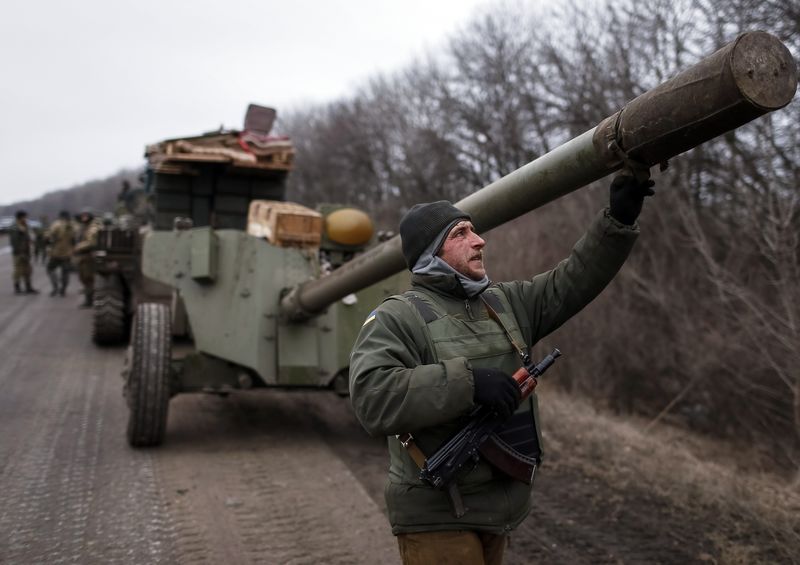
[0,0,496,205]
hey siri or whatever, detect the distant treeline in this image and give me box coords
[280,0,800,465]
[0,168,143,221]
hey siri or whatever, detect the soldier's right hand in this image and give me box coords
[472,368,521,419]
[609,172,656,225]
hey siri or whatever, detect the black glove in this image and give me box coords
[609,173,655,225]
[472,367,521,419]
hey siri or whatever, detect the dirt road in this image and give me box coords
[0,242,792,564]
[0,245,397,564]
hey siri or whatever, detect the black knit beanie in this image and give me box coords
[399,201,471,269]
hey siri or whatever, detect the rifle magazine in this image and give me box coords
[479,433,538,485]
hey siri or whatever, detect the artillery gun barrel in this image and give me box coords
[281,31,797,321]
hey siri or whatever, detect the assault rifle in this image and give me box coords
[418,349,562,495]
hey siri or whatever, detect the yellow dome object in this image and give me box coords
[325,208,374,246]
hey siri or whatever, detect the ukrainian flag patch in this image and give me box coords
[362,310,377,327]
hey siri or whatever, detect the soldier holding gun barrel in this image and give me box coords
[349,173,653,565]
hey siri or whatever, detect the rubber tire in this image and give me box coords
[126,302,172,447]
[92,275,128,345]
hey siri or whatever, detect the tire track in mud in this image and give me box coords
[0,352,178,564]
[0,276,178,564]
[153,392,399,565]
[234,444,389,564]
[0,365,74,562]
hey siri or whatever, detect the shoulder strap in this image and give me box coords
[481,290,505,313]
[383,291,440,363]
[481,289,530,364]
[385,290,442,324]
[406,293,439,323]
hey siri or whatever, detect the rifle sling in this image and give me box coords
[396,432,427,469]
[480,295,529,364]
[480,293,541,482]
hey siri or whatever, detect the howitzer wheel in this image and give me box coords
[125,302,172,447]
[92,275,128,345]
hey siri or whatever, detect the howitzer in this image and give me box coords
[131,32,795,448]
[280,31,797,322]
[418,349,562,490]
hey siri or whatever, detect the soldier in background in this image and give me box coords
[114,180,132,217]
[33,215,48,264]
[73,209,100,308]
[115,179,151,222]
[8,210,39,295]
[45,210,76,297]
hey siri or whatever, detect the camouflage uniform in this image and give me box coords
[8,214,39,294]
[45,216,76,296]
[73,213,101,307]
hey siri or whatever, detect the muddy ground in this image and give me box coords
[0,242,797,564]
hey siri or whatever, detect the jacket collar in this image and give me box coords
[410,272,489,301]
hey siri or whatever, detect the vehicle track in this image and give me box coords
[154,392,399,565]
[0,275,178,563]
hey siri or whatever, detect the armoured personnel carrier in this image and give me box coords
[126,33,796,447]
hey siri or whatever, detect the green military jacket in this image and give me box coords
[349,208,639,535]
[9,222,32,257]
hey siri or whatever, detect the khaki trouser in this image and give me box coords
[397,531,507,565]
[47,257,72,293]
[13,255,32,283]
[76,256,94,294]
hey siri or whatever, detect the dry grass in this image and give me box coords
[538,387,800,564]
